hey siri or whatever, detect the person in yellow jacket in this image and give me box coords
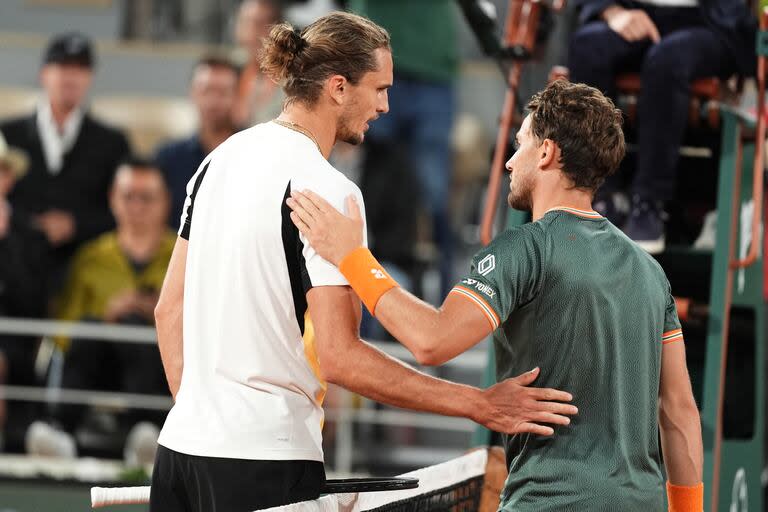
[31,159,174,459]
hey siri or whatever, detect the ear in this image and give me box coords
[539,139,559,170]
[326,74,348,106]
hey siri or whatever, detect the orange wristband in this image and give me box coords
[667,481,703,512]
[338,247,399,315]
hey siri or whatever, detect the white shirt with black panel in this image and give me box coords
[158,121,367,461]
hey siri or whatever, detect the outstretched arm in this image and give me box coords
[288,191,494,365]
[659,338,703,509]
[308,285,576,436]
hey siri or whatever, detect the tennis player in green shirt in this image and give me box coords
[287,80,703,511]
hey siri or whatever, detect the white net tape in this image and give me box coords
[261,449,487,512]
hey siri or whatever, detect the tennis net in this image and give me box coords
[91,450,490,510]
[260,449,487,512]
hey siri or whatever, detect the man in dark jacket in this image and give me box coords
[155,56,239,229]
[568,0,756,253]
[0,32,131,281]
[0,132,50,452]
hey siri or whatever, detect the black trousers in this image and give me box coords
[150,446,326,512]
[568,3,739,201]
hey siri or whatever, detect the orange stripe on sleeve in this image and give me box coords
[449,286,500,330]
[661,328,684,345]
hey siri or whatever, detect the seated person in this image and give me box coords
[0,133,50,452]
[33,159,174,460]
[568,0,755,253]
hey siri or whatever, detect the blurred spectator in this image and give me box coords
[0,133,50,452]
[348,0,459,298]
[232,0,286,127]
[0,32,131,280]
[338,140,420,339]
[569,0,755,253]
[155,56,239,228]
[36,160,174,459]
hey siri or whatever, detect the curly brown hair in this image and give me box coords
[527,80,625,192]
[260,12,390,107]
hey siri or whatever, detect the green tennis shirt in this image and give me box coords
[452,207,683,511]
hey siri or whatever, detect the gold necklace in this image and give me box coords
[273,119,322,153]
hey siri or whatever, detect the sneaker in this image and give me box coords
[625,197,666,254]
[593,192,630,227]
[25,421,77,458]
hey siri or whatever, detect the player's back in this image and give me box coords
[463,209,671,510]
[158,122,363,462]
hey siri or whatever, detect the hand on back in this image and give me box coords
[476,367,578,436]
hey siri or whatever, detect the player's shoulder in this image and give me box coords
[472,222,546,274]
[491,221,547,250]
[291,157,362,207]
[212,124,264,158]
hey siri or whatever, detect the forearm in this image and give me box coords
[324,335,488,422]
[339,249,489,365]
[374,288,445,363]
[659,400,703,485]
[156,304,183,399]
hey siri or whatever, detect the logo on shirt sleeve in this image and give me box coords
[460,278,496,299]
[478,254,496,276]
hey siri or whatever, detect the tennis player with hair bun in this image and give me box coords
[151,12,577,512]
[288,80,704,511]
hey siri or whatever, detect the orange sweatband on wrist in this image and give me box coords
[338,247,399,315]
[667,481,703,512]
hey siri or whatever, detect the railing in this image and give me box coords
[0,317,489,474]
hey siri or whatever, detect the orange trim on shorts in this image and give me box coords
[450,286,500,330]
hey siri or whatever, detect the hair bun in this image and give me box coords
[260,23,307,82]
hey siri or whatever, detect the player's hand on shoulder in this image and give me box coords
[287,190,364,266]
[477,367,578,436]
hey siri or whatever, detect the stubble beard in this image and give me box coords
[508,174,533,211]
[338,113,363,146]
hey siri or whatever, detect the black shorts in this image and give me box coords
[150,445,326,512]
